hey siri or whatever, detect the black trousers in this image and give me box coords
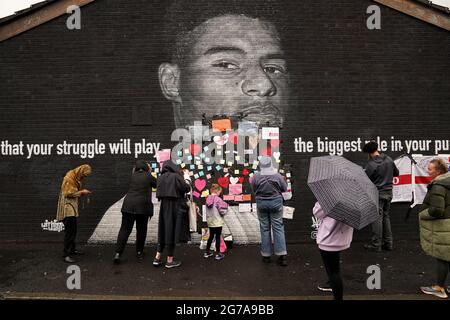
[320,249,344,300]
[206,227,222,254]
[63,217,77,257]
[436,258,450,287]
[115,213,150,254]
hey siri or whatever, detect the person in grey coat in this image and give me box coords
[113,160,157,264]
[251,156,288,266]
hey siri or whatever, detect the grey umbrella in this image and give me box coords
[307,155,379,230]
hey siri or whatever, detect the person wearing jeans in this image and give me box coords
[251,156,288,266]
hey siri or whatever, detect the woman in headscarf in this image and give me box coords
[113,160,157,264]
[56,164,92,263]
[153,161,191,269]
[419,158,450,299]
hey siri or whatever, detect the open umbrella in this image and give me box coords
[307,155,379,230]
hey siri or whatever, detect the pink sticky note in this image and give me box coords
[234,195,244,201]
[223,195,235,201]
[156,149,171,163]
[229,184,243,195]
[192,191,200,198]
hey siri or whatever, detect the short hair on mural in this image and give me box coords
[160,0,289,65]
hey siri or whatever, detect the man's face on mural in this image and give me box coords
[159,14,290,129]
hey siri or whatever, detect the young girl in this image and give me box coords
[204,184,228,260]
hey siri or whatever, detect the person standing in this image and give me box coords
[363,141,399,252]
[56,164,92,263]
[251,156,288,266]
[153,161,190,269]
[313,201,354,300]
[419,158,450,299]
[204,184,228,261]
[113,160,157,264]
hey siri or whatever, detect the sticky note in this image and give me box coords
[151,163,157,169]
[216,151,222,156]
[203,146,209,151]
[234,170,240,175]
[180,163,186,168]
[192,191,200,198]
[187,155,193,161]
[223,168,229,173]
[229,184,243,195]
[223,195,235,201]
[184,149,190,154]
[198,165,204,170]
[227,161,233,167]
[286,173,291,178]
[199,171,205,177]
[175,159,182,164]
[212,118,232,132]
[190,165,195,170]
[207,166,212,171]
[239,203,252,213]
[215,165,222,171]
[234,195,244,202]
[235,156,241,161]
[194,174,199,179]
[201,190,210,197]
[205,158,211,163]
[220,159,225,164]
[243,194,252,201]
[206,174,211,179]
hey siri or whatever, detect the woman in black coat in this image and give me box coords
[153,160,191,269]
[113,160,157,264]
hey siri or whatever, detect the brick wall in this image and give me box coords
[0,0,449,243]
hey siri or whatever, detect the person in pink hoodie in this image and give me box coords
[313,201,354,300]
[204,184,229,260]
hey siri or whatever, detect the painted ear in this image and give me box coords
[158,63,181,103]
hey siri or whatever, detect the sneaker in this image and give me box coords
[318,282,333,292]
[447,286,450,295]
[420,286,448,299]
[262,257,271,263]
[364,244,381,252]
[152,258,162,267]
[63,256,76,263]
[165,260,181,269]
[277,255,288,267]
[203,252,214,258]
[215,253,225,261]
[113,253,121,264]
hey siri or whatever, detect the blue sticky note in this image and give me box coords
[207,166,212,171]
[177,151,183,157]
[151,163,157,169]
[190,165,195,170]
[200,153,206,159]
[199,171,205,177]
[187,155,193,161]
[215,165,222,171]
[203,146,209,151]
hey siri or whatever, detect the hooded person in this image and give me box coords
[153,160,191,269]
[113,160,157,264]
[56,164,92,263]
[419,158,450,299]
[251,156,288,266]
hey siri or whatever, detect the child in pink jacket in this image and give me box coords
[313,201,353,300]
[204,184,228,260]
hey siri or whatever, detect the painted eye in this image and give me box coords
[264,65,286,75]
[212,61,239,70]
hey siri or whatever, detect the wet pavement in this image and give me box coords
[0,240,446,300]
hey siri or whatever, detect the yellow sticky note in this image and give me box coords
[201,190,210,197]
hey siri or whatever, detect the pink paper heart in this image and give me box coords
[194,179,206,192]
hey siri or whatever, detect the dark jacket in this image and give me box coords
[156,161,190,199]
[156,161,191,245]
[419,172,450,261]
[365,154,399,193]
[121,160,157,216]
